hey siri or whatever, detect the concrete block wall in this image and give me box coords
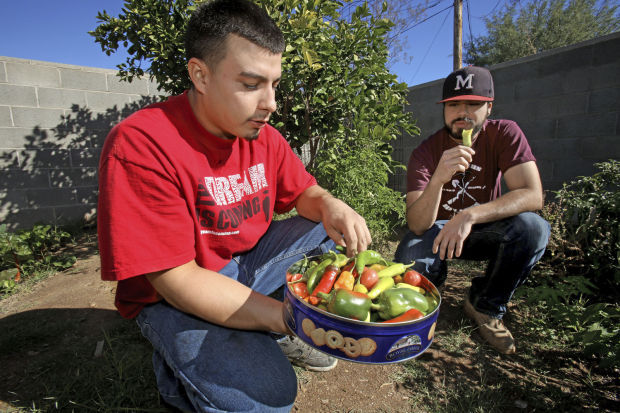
[0,56,163,230]
[392,31,620,196]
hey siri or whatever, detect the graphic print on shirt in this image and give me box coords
[441,163,485,215]
[195,163,271,235]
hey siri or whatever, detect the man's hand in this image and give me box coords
[432,210,474,259]
[434,145,475,185]
[295,185,371,257]
[320,195,371,257]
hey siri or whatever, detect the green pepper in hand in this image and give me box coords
[317,289,372,321]
[354,250,386,277]
[371,287,429,320]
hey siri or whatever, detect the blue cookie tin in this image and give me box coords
[282,259,441,364]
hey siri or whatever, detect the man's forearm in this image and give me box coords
[461,187,543,225]
[147,262,289,334]
[406,178,444,235]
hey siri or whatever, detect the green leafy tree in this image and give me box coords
[465,0,620,66]
[90,0,418,236]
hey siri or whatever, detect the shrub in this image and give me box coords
[0,224,77,295]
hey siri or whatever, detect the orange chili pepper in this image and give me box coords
[333,270,355,291]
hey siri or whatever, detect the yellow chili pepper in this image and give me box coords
[333,270,355,291]
[462,128,473,147]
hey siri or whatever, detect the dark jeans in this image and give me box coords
[395,212,550,319]
[136,216,334,412]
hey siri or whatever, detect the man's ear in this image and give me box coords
[487,102,493,117]
[188,57,209,94]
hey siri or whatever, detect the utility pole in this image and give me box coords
[453,0,463,70]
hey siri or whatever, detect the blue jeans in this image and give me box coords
[395,212,550,319]
[136,216,334,412]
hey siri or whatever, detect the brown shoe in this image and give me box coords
[464,298,516,354]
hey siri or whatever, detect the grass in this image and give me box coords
[1,237,618,412]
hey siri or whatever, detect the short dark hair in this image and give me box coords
[184,0,285,68]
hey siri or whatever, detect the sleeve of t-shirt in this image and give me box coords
[97,127,196,282]
[271,131,317,214]
[497,120,536,173]
[406,139,436,193]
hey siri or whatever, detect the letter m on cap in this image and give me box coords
[454,74,474,91]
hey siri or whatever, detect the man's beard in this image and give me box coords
[445,117,484,141]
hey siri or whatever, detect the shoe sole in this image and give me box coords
[290,358,338,372]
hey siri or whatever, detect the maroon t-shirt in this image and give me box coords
[407,119,536,220]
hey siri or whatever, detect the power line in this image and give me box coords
[407,6,452,85]
[398,3,454,37]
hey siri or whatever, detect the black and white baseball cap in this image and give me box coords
[439,66,494,103]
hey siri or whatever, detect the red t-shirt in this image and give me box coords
[97,92,317,318]
[407,119,535,220]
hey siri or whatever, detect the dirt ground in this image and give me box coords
[0,238,617,412]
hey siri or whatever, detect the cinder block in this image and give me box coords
[70,148,101,168]
[561,68,594,94]
[37,88,87,109]
[552,158,600,184]
[75,186,99,205]
[579,136,619,160]
[54,204,97,226]
[60,68,107,91]
[0,169,49,189]
[531,93,589,120]
[0,61,6,83]
[25,187,77,207]
[0,106,11,127]
[537,46,592,77]
[85,91,132,111]
[0,201,56,231]
[529,138,580,160]
[49,167,98,188]
[557,112,617,138]
[107,73,149,95]
[514,118,557,142]
[147,78,166,96]
[593,36,620,66]
[11,107,64,129]
[0,84,37,106]
[590,63,620,89]
[0,127,47,148]
[514,74,565,101]
[5,61,61,88]
[589,87,619,114]
[20,148,72,169]
[0,149,20,168]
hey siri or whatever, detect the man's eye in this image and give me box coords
[244,83,258,90]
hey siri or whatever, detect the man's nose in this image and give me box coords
[260,86,277,114]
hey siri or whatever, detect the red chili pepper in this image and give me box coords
[292,282,309,299]
[307,265,339,305]
[342,261,359,278]
[381,308,424,323]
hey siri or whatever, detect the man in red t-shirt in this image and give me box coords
[395,66,550,355]
[97,1,371,411]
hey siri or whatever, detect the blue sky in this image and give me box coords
[0,0,508,87]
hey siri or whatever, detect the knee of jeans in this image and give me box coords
[514,213,550,250]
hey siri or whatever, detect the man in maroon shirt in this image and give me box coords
[395,66,550,354]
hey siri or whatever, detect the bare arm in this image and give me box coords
[295,184,371,257]
[146,261,289,334]
[433,161,544,259]
[406,145,475,235]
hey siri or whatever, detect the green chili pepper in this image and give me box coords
[306,252,336,293]
[354,250,385,277]
[317,289,372,321]
[377,262,414,278]
[371,287,429,320]
[367,276,395,300]
[333,253,349,268]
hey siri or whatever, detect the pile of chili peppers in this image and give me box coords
[286,248,439,323]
